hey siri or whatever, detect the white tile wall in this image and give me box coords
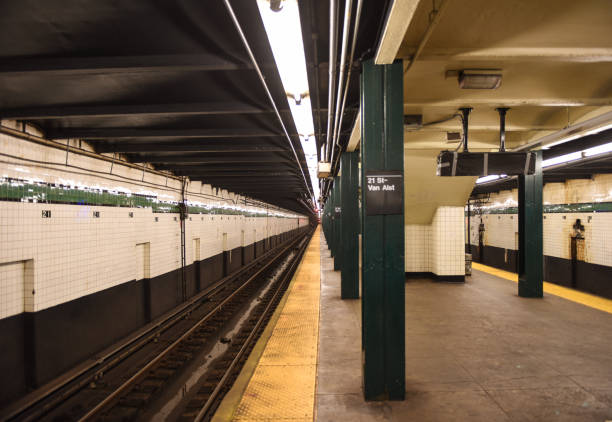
[405,206,465,276]
[0,133,302,319]
[405,225,430,272]
[472,178,612,268]
[431,207,465,276]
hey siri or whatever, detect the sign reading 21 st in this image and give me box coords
[364,170,403,216]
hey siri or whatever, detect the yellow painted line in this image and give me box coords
[212,250,302,422]
[472,262,612,315]
[231,227,320,421]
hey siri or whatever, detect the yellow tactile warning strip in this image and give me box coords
[231,227,320,422]
[473,262,612,315]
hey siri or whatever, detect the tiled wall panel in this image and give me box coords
[470,176,612,268]
[0,133,303,319]
[405,206,465,276]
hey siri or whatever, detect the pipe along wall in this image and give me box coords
[0,127,309,404]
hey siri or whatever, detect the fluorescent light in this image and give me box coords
[542,151,582,168]
[476,174,507,184]
[540,121,612,150]
[542,141,612,168]
[584,141,612,157]
[257,0,319,201]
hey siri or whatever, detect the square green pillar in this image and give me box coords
[341,152,359,299]
[333,179,342,271]
[329,183,336,257]
[360,59,405,400]
[518,150,543,298]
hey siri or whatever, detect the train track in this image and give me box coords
[2,228,312,422]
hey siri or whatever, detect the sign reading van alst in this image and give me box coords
[365,170,403,216]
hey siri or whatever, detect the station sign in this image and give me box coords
[365,170,403,216]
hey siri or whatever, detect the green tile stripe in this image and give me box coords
[467,201,612,216]
[0,178,290,217]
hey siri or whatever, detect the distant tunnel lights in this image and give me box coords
[257,0,319,200]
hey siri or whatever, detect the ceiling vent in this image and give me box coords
[403,114,423,131]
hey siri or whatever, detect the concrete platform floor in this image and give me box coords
[317,236,612,422]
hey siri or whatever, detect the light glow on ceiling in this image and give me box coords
[476,140,612,184]
[476,174,506,184]
[257,0,319,202]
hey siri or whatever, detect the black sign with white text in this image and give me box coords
[365,170,403,216]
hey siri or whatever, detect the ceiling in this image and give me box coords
[472,128,612,196]
[0,0,314,214]
[298,0,391,200]
[393,0,612,152]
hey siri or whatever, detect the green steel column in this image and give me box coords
[330,182,336,257]
[518,150,543,298]
[341,152,359,299]
[360,59,405,400]
[333,179,342,271]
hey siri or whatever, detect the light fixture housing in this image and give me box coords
[317,161,331,179]
[458,70,502,90]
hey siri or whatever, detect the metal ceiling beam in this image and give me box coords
[95,143,288,154]
[403,99,612,107]
[178,172,299,178]
[194,178,303,184]
[0,54,249,76]
[132,154,289,164]
[0,102,276,120]
[154,163,294,171]
[48,128,295,140]
[400,47,612,63]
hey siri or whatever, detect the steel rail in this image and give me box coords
[1,232,302,422]
[222,0,315,209]
[193,232,311,421]
[76,232,308,421]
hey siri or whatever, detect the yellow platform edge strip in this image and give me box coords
[214,228,321,422]
[472,262,612,315]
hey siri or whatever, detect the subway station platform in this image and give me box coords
[216,230,612,422]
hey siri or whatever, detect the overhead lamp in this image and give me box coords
[270,0,283,12]
[458,70,502,90]
[257,0,319,200]
[476,174,508,184]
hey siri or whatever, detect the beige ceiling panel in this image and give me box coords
[400,0,612,56]
[404,149,476,224]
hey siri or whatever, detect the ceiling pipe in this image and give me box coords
[326,0,363,199]
[512,110,612,152]
[329,0,354,168]
[460,107,472,152]
[222,0,315,209]
[325,0,339,162]
[496,107,510,152]
[328,0,363,185]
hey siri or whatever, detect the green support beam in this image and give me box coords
[360,59,405,400]
[333,179,342,271]
[330,182,336,258]
[340,152,359,299]
[518,150,543,298]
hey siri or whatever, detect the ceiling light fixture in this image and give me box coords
[458,70,502,90]
[257,0,319,201]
